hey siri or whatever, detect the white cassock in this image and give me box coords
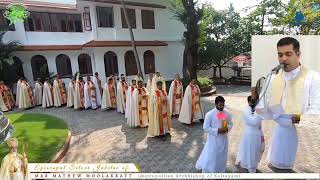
[196,108,233,173]
[84,81,97,109]
[15,80,21,106]
[178,84,204,124]
[256,65,320,169]
[67,81,75,108]
[235,106,264,173]
[33,82,42,106]
[146,78,152,94]
[125,85,136,122]
[18,82,33,109]
[168,80,184,115]
[101,82,117,109]
[91,76,102,107]
[42,82,53,108]
[52,80,63,107]
[116,81,128,113]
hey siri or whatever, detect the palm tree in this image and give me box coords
[0,28,22,85]
[170,0,203,80]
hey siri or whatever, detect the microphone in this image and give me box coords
[271,64,284,73]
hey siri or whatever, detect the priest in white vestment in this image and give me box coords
[151,72,166,96]
[0,138,31,180]
[147,80,172,137]
[235,96,264,173]
[130,77,149,127]
[256,37,320,170]
[42,79,53,108]
[196,96,233,173]
[91,75,102,107]
[101,77,117,110]
[67,77,75,108]
[33,78,42,106]
[84,76,97,110]
[53,76,67,107]
[168,74,184,116]
[15,79,22,106]
[178,79,204,124]
[146,73,153,94]
[125,78,137,121]
[116,74,128,114]
[18,79,34,109]
[74,75,85,110]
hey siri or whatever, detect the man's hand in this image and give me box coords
[218,128,228,134]
[292,116,300,124]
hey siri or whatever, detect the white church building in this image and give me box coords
[1,0,185,85]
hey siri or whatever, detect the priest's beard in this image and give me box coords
[216,107,224,111]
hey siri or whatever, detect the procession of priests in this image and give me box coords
[1,36,320,173]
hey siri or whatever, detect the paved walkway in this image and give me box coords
[10,85,320,173]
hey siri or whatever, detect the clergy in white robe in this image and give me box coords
[147,80,172,137]
[101,77,117,110]
[67,77,75,108]
[53,76,67,107]
[0,138,31,180]
[15,79,22,106]
[0,81,15,112]
[84,76,97,109]
[235,96,264,173]
[125,78,137,124]
[74,76,85,110]
[196,96,233,173]
[91,75,102,107]
[130,77,149,127]
[33,79,42,106]
[146,73,153,94]
[42,80,53,108]
[178,79,204,124]
[168,74,184,116]
[116,74,128,114]
[94,72,103,95]
[255,37,320,170]
[150,72,166,96]
[18,80,34,109]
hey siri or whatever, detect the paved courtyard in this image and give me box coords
[11,85,320,173]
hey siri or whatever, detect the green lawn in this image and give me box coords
[0,113,69,163]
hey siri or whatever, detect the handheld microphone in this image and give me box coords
[271,64,284,73]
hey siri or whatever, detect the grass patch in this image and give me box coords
[0,113,68,163]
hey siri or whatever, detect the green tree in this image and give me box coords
[170,0,203,80]
[0,28,22,85]
[283,0,320,34]
[198,5,249,78]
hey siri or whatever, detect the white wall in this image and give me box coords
[252,35,320,86]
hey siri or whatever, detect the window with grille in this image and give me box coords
[125,51,138,76]
[56,54,72,77]
[121,8,136,29]
[141,10,155,29]
[96,7,114,28]
[78,53,93,75]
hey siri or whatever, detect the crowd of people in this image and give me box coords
[0,72,204,138]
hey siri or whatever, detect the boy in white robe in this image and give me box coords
[116,74,128,114]
[33,78,42,106]
[256,37,320,170]
[91,75,102,107]
[42,79,53,108]
[84,76,97,110]
[146,73,153,94]
[178,79,204,124]
[168,74,183,116]
[196,96,233,173]
[235,96,264,173]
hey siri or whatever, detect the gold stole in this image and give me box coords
[269,66,307,114]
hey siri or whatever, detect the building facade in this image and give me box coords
[1,0,185,85]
